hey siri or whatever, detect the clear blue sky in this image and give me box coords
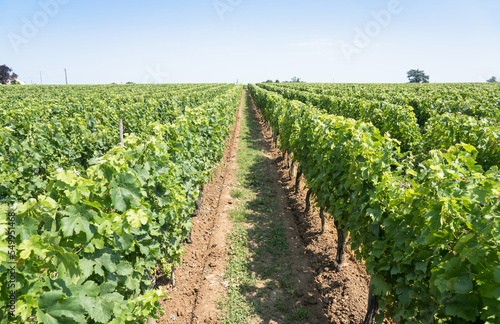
[1,0,499,84]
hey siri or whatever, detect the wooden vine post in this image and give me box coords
[119,119,124,146]
[334,218,346,269]
[363,275,380,324]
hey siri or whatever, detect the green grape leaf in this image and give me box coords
[38,292,86,323]
[61,205,95,239]
[80,292,123,323]
[110,173,141,212]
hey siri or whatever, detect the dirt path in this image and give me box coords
[158,91,243,323]
[157,90,370,323]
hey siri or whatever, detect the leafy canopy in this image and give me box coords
[407,69,429,83]
[0,65,18,84]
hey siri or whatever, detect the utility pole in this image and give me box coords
[64,68,68,85]
[40,71,43,85]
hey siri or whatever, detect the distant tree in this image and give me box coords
[263,79,274,83]
[407,69,429,83]
[126,82,135,84]
[275,79,280,83]
[291,76,302,83]
[487,76,498,83]
[0,65,18,84]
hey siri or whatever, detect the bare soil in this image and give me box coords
[157,90,370,323]
[157,91,243,324]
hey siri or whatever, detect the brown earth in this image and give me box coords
[156,90,370,323]
[157,91,243,324]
